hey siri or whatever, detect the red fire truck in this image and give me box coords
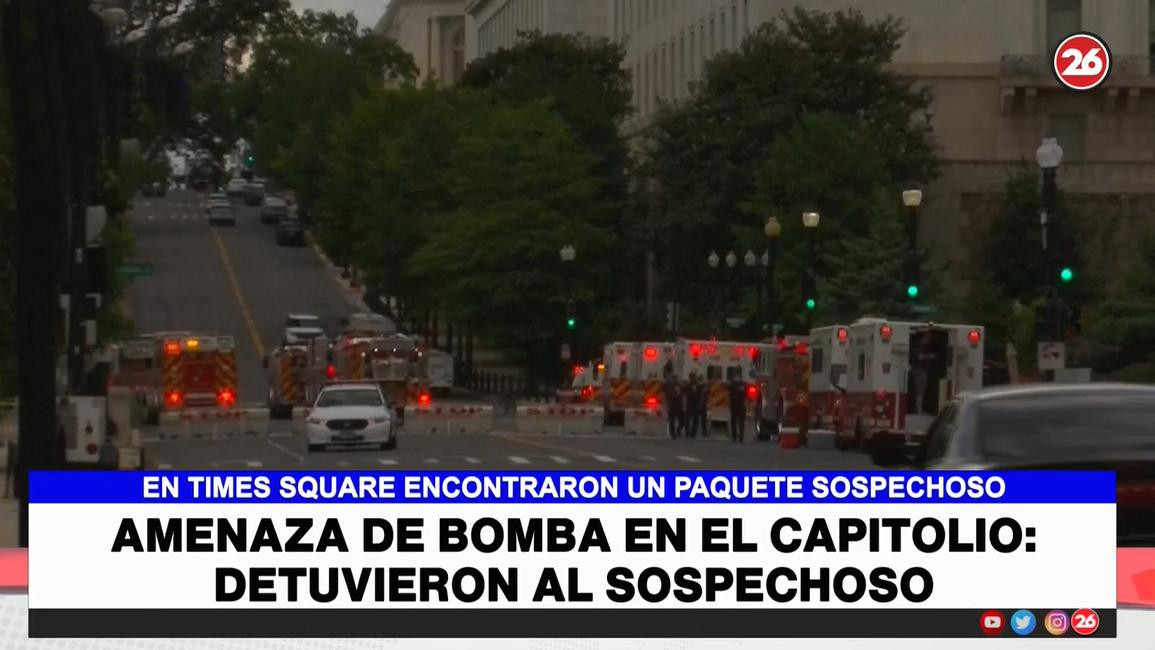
[109,332,237,423]
[753,335,811,437]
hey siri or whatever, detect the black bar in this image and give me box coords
[29,608,1116,639]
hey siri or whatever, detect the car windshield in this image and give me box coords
[316,388,382,408]
[978,392,1155,460]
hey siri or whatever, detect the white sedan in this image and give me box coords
[306,383,397,452]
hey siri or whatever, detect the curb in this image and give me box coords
[309,236,369,312]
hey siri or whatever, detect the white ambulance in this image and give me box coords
[807,325,852,432]
[837,318,984,453]
[675,339,764,426]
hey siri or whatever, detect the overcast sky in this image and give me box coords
[292,0,387,29]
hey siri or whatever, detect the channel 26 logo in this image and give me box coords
[1053,32,1112,91]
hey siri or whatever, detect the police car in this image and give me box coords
[305,382,397,452]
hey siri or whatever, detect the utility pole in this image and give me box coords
[5,0,74,546]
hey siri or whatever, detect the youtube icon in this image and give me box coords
[980,611,1006,636]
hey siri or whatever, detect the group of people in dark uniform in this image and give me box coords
[660,361,750,443]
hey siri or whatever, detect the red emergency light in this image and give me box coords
[573,364,584,376]
[643,347,659,361]
[794,342,809,356]
[777,338,789,351]
[580,386,594,400]
[879,324,893,343]
[217,388,236,407]
[746,384,759,401]
[644,395,659,410]
[418,392,431,406]
[968,329,982,347]
[734,345,745,356]
[165,390,182,406]
[689,343,702,358]
[705,341,717,355]
[749,347,760,361]
[837,327,849,344]
[164,341,180,356]
[326,365,336,380]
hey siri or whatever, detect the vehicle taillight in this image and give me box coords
[326,365,336,380]
[968,329,982,347]
[879,325,893,343]
[217,388,236,406]
[645,396,659,409]
[837,327,849,344]
[777,338,789,351]
[164,341,180,356]
[418,392,431,406]
[689,343,702,358]
[643,347,658,361]
[746,384,759,401]
[573,364,584,376]
[581,386,593,399]
[749,347,759,360]
[165,390,182,406]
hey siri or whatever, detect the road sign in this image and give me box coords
[1037,341,1066,371]
[910,304,938,315]
[559,344,571,361]
[1053,32,1112,91]
[116,263,154,277]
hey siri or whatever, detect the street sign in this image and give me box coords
[116,263,154,277]
[559,344,571,361]
[910,304,938,315]
[1037,341,1066,371]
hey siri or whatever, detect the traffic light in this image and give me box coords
[1059,266,1074,283]
[566,317,576,330]
[906,284,920,299]
[565,299,576,330]
[805,298,816,311]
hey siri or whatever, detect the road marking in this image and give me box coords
[641,455,657,462]
[245,460,263,468]
[677,455,701,463]
[549,455,570,465]
[156,463,173,470]
[464,456,481,464]
[267,439,305,465]
[335,460,350,468]
[424,457,440,464]
[509,456,530,465]
[489,433,648,471]
[269,431,293,438]
[592,454,616,463]
[378,458,398,466]
[211,228,266,358]
[147,215,154,221]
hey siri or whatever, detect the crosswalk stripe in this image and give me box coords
[677,455,701,463]
[245,460,263,468]
[641,455,657,462]
[157,463,172,470]
[464,457,481,464]
[424,457,440,464]
[336,460,350,467]
[549,455,570,464]
[378,458,398,466]
[509,456,530,465]
[147,215,155,221]
[592,454,615,463]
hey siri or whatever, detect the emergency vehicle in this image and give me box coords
[424,348,455,397]
[807,325,852,433]
[265,335,332,419]
[752,335,810,437]
[562,360,604,403]
[157,334,238,411]
[674,339,765,427]
[835,318,984,451]
[332,333,431,407]
[600,342,675,421]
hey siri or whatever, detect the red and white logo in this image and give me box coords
[1053,32,1112,91]
[980,610,1006,636]
[1071,608,1100,636]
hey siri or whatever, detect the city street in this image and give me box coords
[127,190,356,404]
[142,430,875,471]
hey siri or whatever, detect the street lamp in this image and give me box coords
[1036,136,1065,345]
[802,212,820,329]
[725,251,737,268]
[707,251,720,268]
[764,217,781,337]
[902,189,923,304]
[559,244,576,263]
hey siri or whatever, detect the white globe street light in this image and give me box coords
[902,189,924,208]
[764,216,782,239]
[725,251,737,268]
[707,251,720,268]
[559,245,576,263]
[1036,137,1064,170]
[744,250,757,267]
[802,211,821,229]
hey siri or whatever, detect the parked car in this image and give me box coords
[260,195,289,224]
[275,216,306,246]
[225,177,247,196]
[243,181,265,206]
[208,203,236,226]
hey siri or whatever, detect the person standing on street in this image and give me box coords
[727,373,747,443]
[685,373,703,439]
[662,373,682,439]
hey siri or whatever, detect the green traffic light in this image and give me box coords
[1060,267,1074,283]
[907,284,919,299]
[566,318,576,329]
[805,298,816,311]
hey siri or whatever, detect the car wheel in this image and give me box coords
[382,437,397,451]
[307,443,324,453]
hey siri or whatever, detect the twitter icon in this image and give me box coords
[1011,610,1037,636]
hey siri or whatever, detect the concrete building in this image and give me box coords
[613,0,1155,291]
[374,0,468,86]
[464,0,608,61]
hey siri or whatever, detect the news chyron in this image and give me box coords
[28,470,1115,638]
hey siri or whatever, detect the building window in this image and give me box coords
[1049,114,1086,162]
[679,34,686,97]
[732,3,738,45]
[1149,0,1155,57]
[743,0,749,35]
[689,29,696,81]
[709,16,715,56]
[1046,0,1081,54]
[720,12,727,50]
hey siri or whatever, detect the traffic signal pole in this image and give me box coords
[1041,165,1062,342]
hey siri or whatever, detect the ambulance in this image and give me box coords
[423,348,455,397]
[561,360,604,404]
[836,318,984,452]
[264,335,332,419]
[600,342,676,422]
[674,339,764,427]
[752,335,811,436]
[806,325,852,432]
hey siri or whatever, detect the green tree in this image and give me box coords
[0,51,14,396]
[1087,230,1155,366]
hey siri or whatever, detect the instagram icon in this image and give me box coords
[1044,610,1070,636]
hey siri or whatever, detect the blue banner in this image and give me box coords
[29,471,1115,504]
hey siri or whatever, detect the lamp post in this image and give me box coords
[902,189,923,308]
[802,211,820,330]
[744,250,758,336]
[559,245,576,386]
[707,251,720,333]
[764,216,781,337]
[725,251,738,335]
[1036,137,1064,344]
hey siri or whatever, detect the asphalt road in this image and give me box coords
[143,430,875,471]
[127,190,355,404]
